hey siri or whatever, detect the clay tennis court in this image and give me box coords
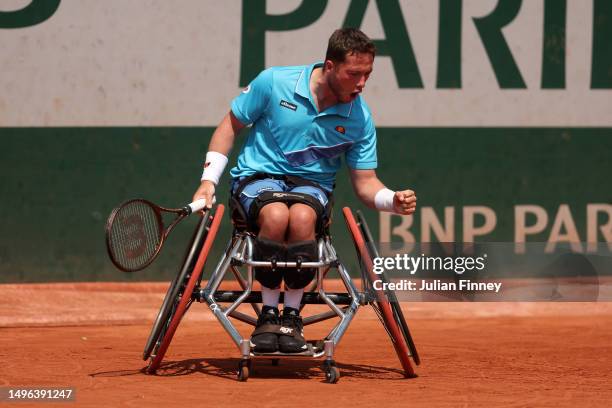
[2,282,611,407]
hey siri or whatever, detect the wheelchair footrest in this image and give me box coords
[206,291,353,305]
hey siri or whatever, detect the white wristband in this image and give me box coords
[374,188,395,212]
[201,151,228,185]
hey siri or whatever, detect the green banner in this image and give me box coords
[1,127,610,283]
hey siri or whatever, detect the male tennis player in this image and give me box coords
[192,28,416,353]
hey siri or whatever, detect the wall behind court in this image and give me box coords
[1,0,610,282]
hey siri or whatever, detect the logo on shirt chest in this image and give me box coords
[280,100,298,111]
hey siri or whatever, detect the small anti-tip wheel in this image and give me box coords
[237,366,249,381]
[271,359,280,366]
[238,360,250,382]
[325,366,340,384]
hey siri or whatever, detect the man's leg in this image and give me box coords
[236,179,289,352]
[279,201,320,353]
[251,203,292,352]
[285,186,327,293]
[284,203,316,309]
[235,179,289,297]
[256,202,289,308]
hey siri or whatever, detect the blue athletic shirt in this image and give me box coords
[229,62,378,191]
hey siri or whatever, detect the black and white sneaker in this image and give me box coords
[250,306,280,353]
[278,307,308,353]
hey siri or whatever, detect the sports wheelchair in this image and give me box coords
[142,203,420,383]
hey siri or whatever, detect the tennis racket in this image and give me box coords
[105,198,212,272]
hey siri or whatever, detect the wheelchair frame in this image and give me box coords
[142,204,419,383]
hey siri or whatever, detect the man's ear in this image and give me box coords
[324,60,334,72]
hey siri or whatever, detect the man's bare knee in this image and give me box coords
[288,204,317,241]
[258,203,290,240]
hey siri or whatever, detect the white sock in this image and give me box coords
[283,287,304,310]
[261,286,280,308]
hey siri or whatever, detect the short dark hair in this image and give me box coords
[325,28,376,64]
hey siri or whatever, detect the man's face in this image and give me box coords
[326,52,374,104]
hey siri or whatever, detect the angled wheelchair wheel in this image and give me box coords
[142,210,210,361]
[343,207,418,378]
[356,210,420,366]
[145,204,225,374]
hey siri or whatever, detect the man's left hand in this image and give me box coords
[393,190,417,215]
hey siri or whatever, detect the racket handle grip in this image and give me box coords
[185,197,216,214]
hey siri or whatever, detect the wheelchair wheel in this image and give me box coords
[342,207,417,378]
[356,210,420,366]
[143,210,211,361]
[145,204,225,374]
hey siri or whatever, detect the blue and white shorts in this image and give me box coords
[231,177,330,216]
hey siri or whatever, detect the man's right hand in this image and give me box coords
[192,180,216,210]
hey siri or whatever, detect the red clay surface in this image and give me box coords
[2,282,612,407]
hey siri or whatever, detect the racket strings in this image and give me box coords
[109,201,162,270]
